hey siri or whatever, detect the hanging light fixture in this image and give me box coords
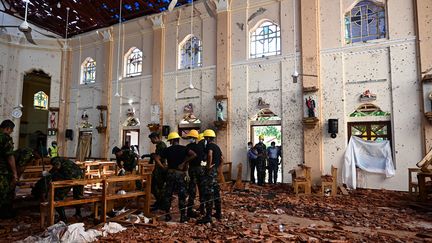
[115,0,123,97]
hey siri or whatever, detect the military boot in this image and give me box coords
[56,207,67,223]
[180,213,189,223]
[187,208,199,218]
[214,203,222,220]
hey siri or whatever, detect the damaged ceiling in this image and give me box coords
[0,0,195,38]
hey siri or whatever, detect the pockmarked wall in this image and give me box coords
[60,0,422,191]
[0,10,62,149]
[320,0,421,191]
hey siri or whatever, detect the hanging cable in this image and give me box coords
[115,0,123,97]
[292,0,298,78]
[189,0,194,89]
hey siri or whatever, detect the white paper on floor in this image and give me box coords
[18,221,127,243]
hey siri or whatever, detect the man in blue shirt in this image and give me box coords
[247,142,258,184]
[267,142,280,184]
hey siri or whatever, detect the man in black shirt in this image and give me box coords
[197,129,223,224]
[184,130,205,218]
[161,132,196,223]
[254,135,267,186]
[148,132,167,211]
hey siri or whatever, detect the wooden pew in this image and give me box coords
[41,173,152,227]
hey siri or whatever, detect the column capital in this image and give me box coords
[97,29,113,42]
[150,14,165,29]
[214,0,229,13]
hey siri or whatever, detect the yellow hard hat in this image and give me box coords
[167,132,181,141]
[203,129,216,138]
[186,129,199,139]
[259,134,264,140]
[197,133,204,141]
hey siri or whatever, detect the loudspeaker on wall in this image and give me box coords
[65,129,73,140]
[328,119,338,138]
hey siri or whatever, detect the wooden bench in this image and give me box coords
[41,173,152,227]
[222,162,232,181]
[19,165,53,188]
[408,168,421,196]
[291,165,312,195]
[321,166,338,196]
[138,159,154,174]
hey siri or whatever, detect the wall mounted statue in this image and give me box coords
[305,97,316,118]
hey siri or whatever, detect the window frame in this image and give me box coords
[124,47,143,78]
[347,121,392,145]
[249,20,281,59]
[33,91,49,110]
[178,35,203,70]
[344,0,387,44]
[81,57,96,84]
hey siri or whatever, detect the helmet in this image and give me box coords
[203,129,216,138]
[167,132,181,141]
[112,146,121,154]
[197,133,204,141]
[186,129,199,139]
[259,135,264,140]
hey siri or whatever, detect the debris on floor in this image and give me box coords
[3,184,432,242]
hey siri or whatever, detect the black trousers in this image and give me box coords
[249,159,257,183]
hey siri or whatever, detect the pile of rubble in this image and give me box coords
[2,184,432,242]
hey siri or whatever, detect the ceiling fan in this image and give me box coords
[0,0,57,45]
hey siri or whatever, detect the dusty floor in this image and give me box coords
[2,184,432,242]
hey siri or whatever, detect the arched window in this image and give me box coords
[250,20,281,59]
[179,35,202,69]
[124,47,143,77]
[81,57,96,84]
[34,91,48,110]
[345,0,386,44]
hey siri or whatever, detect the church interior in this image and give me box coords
[1,0,432,241]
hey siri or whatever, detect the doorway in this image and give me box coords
[19,70,51,156]
[251,125,282,183]
[122,129,140,153]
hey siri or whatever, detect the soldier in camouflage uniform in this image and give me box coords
[161,132,196,223]
[148,132,167,211]
[254,135,267,186]
[184,130,205,218]
[197,129,223,224]
[112,146,141,189]
[32,157,84,222]
[14,147,35,176]
[0,120,17,219]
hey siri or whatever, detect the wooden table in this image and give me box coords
[417,172,432,201]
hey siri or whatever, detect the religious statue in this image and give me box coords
[50,112,56,129]
[99,110,104,127]
[305,97,316,118]
[217,101,225,121]
[81,110,89,121]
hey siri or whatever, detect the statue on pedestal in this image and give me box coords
[305,97,316,118]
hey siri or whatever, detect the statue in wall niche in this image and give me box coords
[305,97,316,118]
[216,101,225,121]
[81,110,89,121]
[50,112,56,129]
[99,110,104,127]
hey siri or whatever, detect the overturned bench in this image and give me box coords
[40,173,152,227]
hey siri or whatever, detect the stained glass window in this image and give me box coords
[81,57,96,84]
[348,121,391,143]
[345,0,386,44]
[250,21,281,59]
[179,35,202,69]
[34,91,48,110]
[350,103,390,117]
[125,48,143,77]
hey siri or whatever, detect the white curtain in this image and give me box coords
[343,136,395,189]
